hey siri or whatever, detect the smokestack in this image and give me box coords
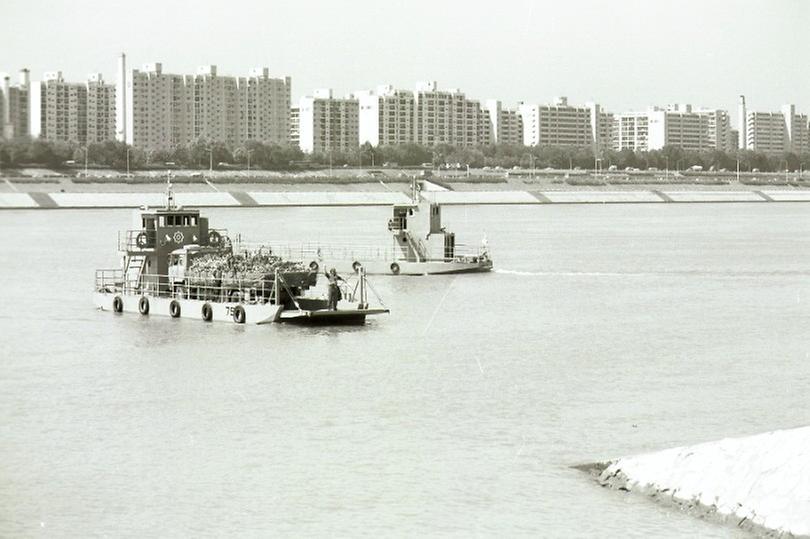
[738,95,747,150]
[116,52,127,143]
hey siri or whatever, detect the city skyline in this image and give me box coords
[1,0,808,123]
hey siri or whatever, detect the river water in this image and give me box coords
[2,203,809,537]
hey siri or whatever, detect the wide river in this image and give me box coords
[2,203,809,537]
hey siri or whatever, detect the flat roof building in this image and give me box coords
[30,71,115,145]
[413,81,487,147]
[484,100,523,146]
[745,111,786,154]
[519,97,598,149]
[1,69,30,139]
[120,61,291,151]
[289,106,299,148]
[298,89,359,154]
[613,104,732,153]
[741,104,808,155]
[612,111,649,151]
[358,85,415,147]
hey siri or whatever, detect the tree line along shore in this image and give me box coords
[2,138,810,175]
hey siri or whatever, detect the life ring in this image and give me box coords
[170,300,181,318]
[309,260,319,272]
[232,305,246,324]
[352,261,363,273]
[112,296,124,313]
[390,262,400,275]
[208,230,221,247]
[201,303,213,322]
[136,232,149,248]
[138,296,150,315]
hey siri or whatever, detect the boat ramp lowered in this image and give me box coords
[6,189,810,209]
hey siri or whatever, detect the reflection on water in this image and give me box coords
[2,203,807,537]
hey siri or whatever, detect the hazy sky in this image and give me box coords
[2,0,807,126]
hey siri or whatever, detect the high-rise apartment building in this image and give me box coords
[612,111,649,151]
[238,67,291,146]
[519,97,596,149]
[120,62,291,150]
[30,71,116,145]
[742,104,809,155]
[781,104,810,154]
[484,100,523,146]
[124,63,192,150]
[30,71,87,144]
[413,81,486,147]
[613,104,732,152]
[358,85,415,147]
[86,73,116,144]
[298,89,359,154]
[745,112,786,154]
[0,84,4,138]
[289,106,299,148]
[587,102,613,154]
[1,69,31,139]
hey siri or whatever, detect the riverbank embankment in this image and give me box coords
[4,168,810,208]
[591,426,810,537]
[3,186,810,209]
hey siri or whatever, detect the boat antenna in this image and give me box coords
[165,170,176,209]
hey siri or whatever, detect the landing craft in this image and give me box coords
[93,179,388,325]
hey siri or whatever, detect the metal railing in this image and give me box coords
[237,240,490,264]
[95,269,279,304]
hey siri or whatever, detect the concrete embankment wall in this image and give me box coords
[4,190,810,209]
[595,426,810,537]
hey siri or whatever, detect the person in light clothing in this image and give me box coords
[325,268,344,310]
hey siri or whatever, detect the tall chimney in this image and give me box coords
[116,52,127,143]
[738,95,747,150]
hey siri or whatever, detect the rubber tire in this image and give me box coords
[208,231,221,247]
[202,303,213,322]
[170,300,181,318]
[136,232,148,248]
[112,296,124,313]
[352,261,362,273]
[309,260,319,272]
[138,296,150,315]
[390,262,400,275]
[232,305,246,324]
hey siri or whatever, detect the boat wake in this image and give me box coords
[495,268,810,278]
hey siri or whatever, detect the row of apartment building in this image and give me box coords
[2,58,810,157]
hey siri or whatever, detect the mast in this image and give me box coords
[165,171,176,209]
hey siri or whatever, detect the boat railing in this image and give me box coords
[94,269,280,304]
[235,240,490,264]
[237,241,401,264]
[118,228,229,252]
